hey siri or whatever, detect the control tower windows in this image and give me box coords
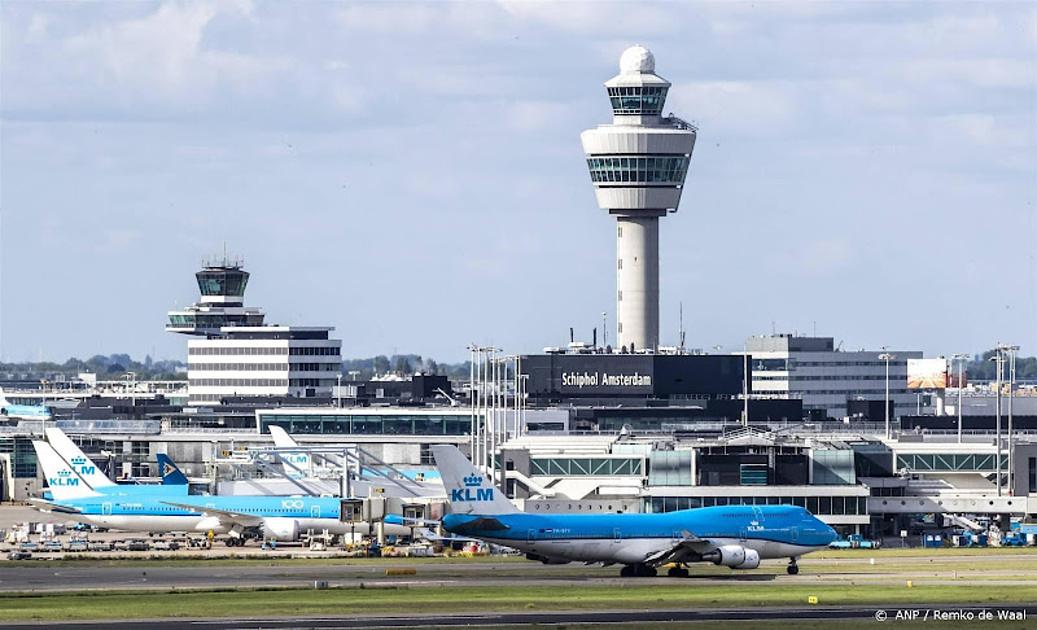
[587,156,687,184]
[196,269,249,297]
[607,86,668,115]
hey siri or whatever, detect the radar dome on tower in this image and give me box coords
[619,45,655,74]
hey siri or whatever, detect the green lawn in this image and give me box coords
[2,582,1035,622]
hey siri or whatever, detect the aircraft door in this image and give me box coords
[311,505,321,519]
[790,527,798,543]
[102,502,112,515]
[613,528,622,543]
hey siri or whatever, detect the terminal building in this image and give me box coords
[167,257,342,405]
[746,334,921,420]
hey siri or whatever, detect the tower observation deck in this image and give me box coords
[580,46,696,352]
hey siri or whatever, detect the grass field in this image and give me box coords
[2,548,1037,623]
[1,582,1036,622]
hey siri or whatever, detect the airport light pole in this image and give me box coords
[951,353,968,444]
[992,346,1004,496]
[336,374,342,409]
[879,352,895,440]
[1000,344,1020,494]
[742,342,749,428]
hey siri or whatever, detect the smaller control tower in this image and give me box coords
[166,256,265,336]
[581,46,696,352]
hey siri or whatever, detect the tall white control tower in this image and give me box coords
[581,46,696,352]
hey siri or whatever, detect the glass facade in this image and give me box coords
[259,413,471,435]
[650,495,868,516]
[648,450,692,485]
[812,449,857,485]
[0,437,37,478]
[196,269,249,297]
[530,457,643,476]
[587,156,687,184]
[607,86,668,114]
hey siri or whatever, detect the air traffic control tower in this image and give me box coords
[581,46,696,352]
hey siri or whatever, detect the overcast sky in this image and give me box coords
[1,1,1035,363]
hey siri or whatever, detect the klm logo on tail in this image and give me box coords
[49,469,79,487]
[451,473,494,502]
[70,456,96,477]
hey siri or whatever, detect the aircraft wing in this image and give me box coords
[28,498,82,514]
[161,502,265,528]
[644,530,714,566]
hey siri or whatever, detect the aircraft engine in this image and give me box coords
[704,544,750,568]
[261,517,300,541]
[525,552,571,565]
[732,548,760,570]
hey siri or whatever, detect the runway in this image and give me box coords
[2,605,1037,629]
[4,553,1037,592]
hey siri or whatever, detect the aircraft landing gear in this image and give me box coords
[787,558,799,575]
[667,565,690,578]
[620,564,658,578]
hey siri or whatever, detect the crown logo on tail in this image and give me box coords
[463,474,483,488]
[71,457,86,465]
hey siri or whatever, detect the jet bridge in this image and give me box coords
[212,443,436,498]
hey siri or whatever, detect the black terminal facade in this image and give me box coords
[520,353,803,431]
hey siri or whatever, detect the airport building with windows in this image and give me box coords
[745,334,921,420]
[167,258,342,405]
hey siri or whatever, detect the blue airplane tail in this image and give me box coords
[157,453,189,485]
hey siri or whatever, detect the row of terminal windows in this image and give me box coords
[586,156,687,184]
[190,378,288,387]
[896,453,1005,472]
[189,346,340,356]
[531,458,643,477]
[607,86,668,114]
[188,363,340,372]
[260,416,470,436]
[650,495,869,516]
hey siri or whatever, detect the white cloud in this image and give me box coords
[667,80,801,137]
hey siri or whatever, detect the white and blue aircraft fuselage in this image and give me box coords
[432,446,838,577]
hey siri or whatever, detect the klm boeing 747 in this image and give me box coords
[432,445,838,577]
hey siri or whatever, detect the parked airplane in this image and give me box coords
[45,427,187,496]
[268,425,314,479]
[156,453,189,485]
[431,445,838,577]
[32,441,412,543]
[0,389,52,420]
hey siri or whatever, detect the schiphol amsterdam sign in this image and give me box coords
[560,370,652,389]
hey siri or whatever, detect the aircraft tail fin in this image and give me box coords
[268,425,298,447]
[268,425,310,478]
[431,445,517,515]
[32,441,99,500]
[45,427,115,488]
[0,387,8,409]
[157,453,189,485]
